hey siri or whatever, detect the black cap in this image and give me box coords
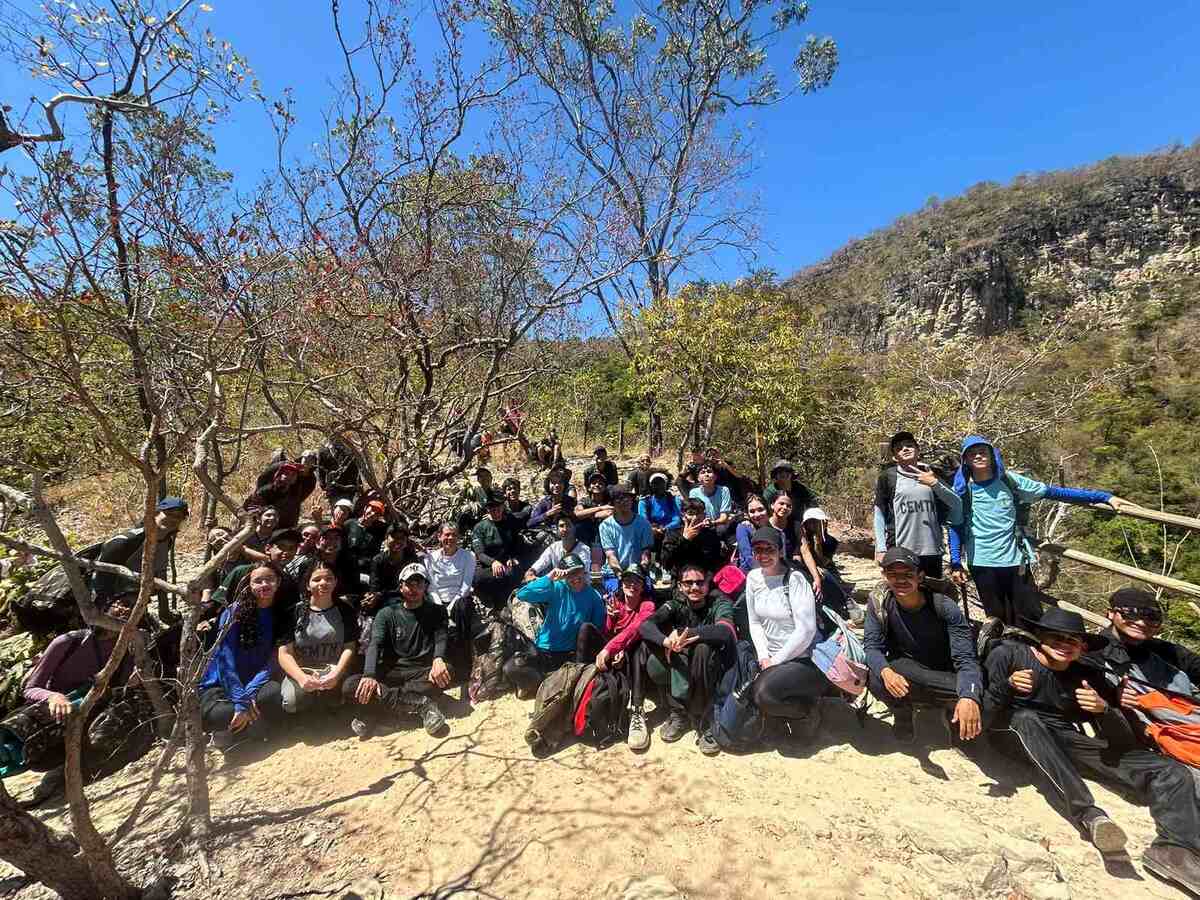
[269,527,302,545]
[749,526,782,549]
[475,465,492,476]
[1108,586,1160,610]
[484,490,505,507]
[880,547,920,570]
[889,431,917,450]
[593,445,607,456]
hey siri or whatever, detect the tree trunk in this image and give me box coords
[179,604,211,837]
[0,780,99,900]
[645,393,663,457]
[676,396,702,471]
[701,404,717,447]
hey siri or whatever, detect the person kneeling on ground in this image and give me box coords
[864,547,982,745]
[983,606,1200,893]
[197,562,285,752]
[343,563,452,738]
[577,566,657,751]
[502,555,606,698]
[744,527,825,742]
[638,563,737,755]
[274,562,358,718]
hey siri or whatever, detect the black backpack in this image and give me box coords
[573,668,631,748]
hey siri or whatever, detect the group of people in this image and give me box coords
[4,430,1200,897]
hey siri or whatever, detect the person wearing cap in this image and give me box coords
[949,435,1131,627]
[330,497,355,530]
[864,547,982,745]
[471,491,523,607]
[501,554,606,697]
[743,526,824,740]
[688,463,735,540]
[90,496,190,608]
[343,564,452,737]
[599,485,654,578]
[983,605,1200,880]
[661,498,727,576]
[583,446,619,487]
[638,471,682,542]
[344,499,390,580]
[763,459,817,540]
[872,431,962,579]
[244,459,317,529]
[525,516,591,582]
[639,562,738,753]
[528,468,577,529]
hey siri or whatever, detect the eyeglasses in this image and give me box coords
[679,579,706,588]
[1114,606,1164,624]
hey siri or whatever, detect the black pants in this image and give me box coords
[970,565,1037,626]
[199,681,284,732]
[867,657,960,712]
[751,657,827,719]
[473,566,521,609]
[644,641,722,720]
[577,623,645,706]
[918,555,944,579]
[503,621,603,695]
[996,708,1200,850]
[444,597,481,678]
[342,661,448,715]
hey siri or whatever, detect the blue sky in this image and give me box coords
[3,0,1198,283]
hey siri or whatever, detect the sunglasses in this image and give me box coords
[1114,606,1164,624]
[679,579,706,588]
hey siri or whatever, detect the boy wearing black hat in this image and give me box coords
[872,432,961,578]
[864,547,982,744]
[583,446,619,487]
[983,605,1200,888]
[471,492,523,607]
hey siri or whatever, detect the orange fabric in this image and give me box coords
[1135,690,1200,765]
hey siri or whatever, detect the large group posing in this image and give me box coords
[5,429,1200,896]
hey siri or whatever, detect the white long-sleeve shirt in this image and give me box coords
[425,547,477,610]
[744,566,817,665]
[528,539,592,577]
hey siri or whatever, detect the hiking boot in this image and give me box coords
[791,704,822,743]
[420,702,449,737]
[18,766,65,810]
[350,717,373,740]
[1143,844,1200,896]
[1085,813,1128,854]
[659,710,691,743]
[627,706,650,752]
[976,616,1004,660]
[695,727,720,756]
[892,706,916,744]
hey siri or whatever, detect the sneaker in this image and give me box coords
[350,718,373,740]
[627,706,650,752]
[659,710,691,743]
[1086,814,1128,854]
[892,707,916,744]
[976,615,1004,660]
[1143,844,1200,895]
[695,727,720,756]
[421,703,449,737]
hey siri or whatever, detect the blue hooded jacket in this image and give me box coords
[949,435,1112,568]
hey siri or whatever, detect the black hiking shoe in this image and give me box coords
[892,707,916,745]
[1084,813,1128,854]
[421,702,449,737]
[1144,844,1200,896]
[659,710,691,743]
[695,727,720,756]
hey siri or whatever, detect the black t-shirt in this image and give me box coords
[365,601,449,676]
[984,641,1106,729]
[889,600,951,672]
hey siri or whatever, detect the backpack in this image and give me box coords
[1131,690,1200,766]
[711,640,765,750]
[573,668,631,747]
[811,606,869,697]
[14,538,113,633]
[523,661,589,753]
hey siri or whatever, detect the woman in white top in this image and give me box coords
[423,523,480,674]
[743,525,827,729]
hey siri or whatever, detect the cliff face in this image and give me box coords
[787,149,1200,348]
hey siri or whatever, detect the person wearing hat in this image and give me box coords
[743,526,824,740]
[90,496,190,609]
[344,499,390,580]
[525,515,591,583]
[343,563,452,737]
[638,472,682,551]
[599,485,654,578]
[244,458,317,529]
[471,491,524,607]
[864,547,982,745]
[661,498,727,576]
[501,554,606,697]
[763,459,817,541]
[688,463,735,540]
[329,496,355,530]
[583,446,619,487]
[983,605,1200,878]
[948,434,1131,627]
[872,431,962,578]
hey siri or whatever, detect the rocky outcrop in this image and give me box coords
[789,149,1200,347]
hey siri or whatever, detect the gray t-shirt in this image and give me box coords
[292,605,350,669]
[892,475,945,558]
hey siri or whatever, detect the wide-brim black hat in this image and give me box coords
[1020,606,1108,651]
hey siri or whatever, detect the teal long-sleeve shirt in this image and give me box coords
[515,575,606,652]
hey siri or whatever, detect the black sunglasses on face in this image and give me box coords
[680,579,706,588]
[1114,606,1163,623]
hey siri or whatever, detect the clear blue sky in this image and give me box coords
[3,0,1198,281]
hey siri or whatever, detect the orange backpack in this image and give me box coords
[1133,690,1200,766]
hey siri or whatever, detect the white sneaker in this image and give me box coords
[627,706,650,752]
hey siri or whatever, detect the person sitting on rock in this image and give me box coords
[502,477,532,530]
[455,466,494,534]
[202,528,302,644]
[525,515,591,582]
[423,523,480,677]
[343,499,390,580]
[197,561,285,752]
[763,459,816,528]
[240,505,281,563]
[743,527,825,741]
[688,463,736,541]
[661,498,727,576]
[638,472,682,558]
[501,555,606,698]
[734,495,771,572]
[471,492,523,608]
[983,605,1200,888]
[864,547,982,746]
[274,562,358,719]
[598,485,654,581]
[343,563,452,738]
[91,496,189,610]
[949,434,1130,628]
[583,445,619,486]
[528,468,577,530]
[576,565,657,751]
[872,431,962,578]
[369,521,423,597]
[639,562,737,755]
[243,460,316,529]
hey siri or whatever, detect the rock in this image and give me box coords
[339,878,386,900]
[980,834,1071,900]
[603,875,684,900]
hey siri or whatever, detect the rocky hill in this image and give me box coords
[786,145,1200,347]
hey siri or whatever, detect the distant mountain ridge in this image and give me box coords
[786,145,1200,347]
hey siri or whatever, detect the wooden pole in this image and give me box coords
[1092,503,1200,533]
[1039,542,1200,600]
[618,418,625,454]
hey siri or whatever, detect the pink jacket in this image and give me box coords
[604,599,656,657]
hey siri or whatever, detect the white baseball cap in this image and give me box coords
[801,507,828,523]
